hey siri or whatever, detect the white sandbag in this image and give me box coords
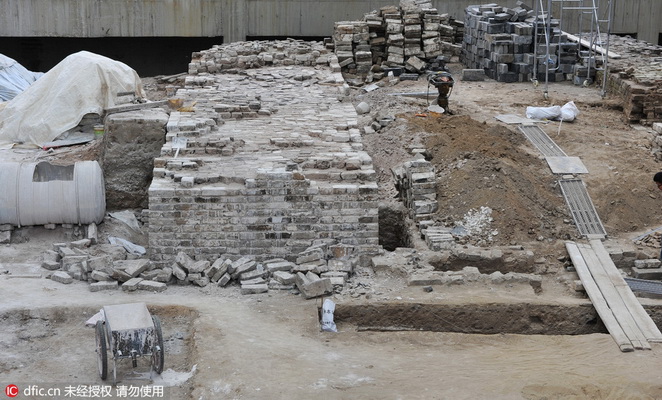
[320,298,337,332]
[559,101,580,122]
[525,105,561,120]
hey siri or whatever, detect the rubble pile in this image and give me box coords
[187,39,332,75]
[43,232,363,300]
[41,236,168,293]
[461,2,592,84]
[332,0,463,82]
[164,241,358,299]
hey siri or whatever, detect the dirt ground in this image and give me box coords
[2,65,662,399]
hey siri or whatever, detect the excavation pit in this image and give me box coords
[332,301,662,335]
[0,305,198,399]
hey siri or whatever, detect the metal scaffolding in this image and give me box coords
[532,0,614,99]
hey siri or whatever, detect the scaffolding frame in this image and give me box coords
[532,0,614,99]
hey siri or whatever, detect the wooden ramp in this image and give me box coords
[566,240,662,352]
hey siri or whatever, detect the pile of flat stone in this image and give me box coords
[187,39,332,74]
[42,234,168,293]
[462,2,584,83]
[332,0,463,81]
[167,241,359,299]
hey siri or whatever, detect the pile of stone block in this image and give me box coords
[332,0,463,81]
[421,226,455,251]
[187,39,332,75]
[167,241,359,299]
[595,33,662,125]
[461,2,583,84]
[391,157,438,222]
[42,233,167,293]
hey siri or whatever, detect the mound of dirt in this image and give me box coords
[408,114,578,245]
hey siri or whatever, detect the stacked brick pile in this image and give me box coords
[332,0,463,80]
[391,158,438,222]
[462,3,585,83]
[604,35,662,125]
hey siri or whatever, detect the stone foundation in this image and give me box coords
[148,61,380,268]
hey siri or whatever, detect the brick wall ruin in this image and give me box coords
[148,46,380,271]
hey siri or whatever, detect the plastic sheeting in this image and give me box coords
[0,53,43,102]
[0,51,145,149]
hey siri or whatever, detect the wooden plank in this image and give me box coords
[40,135,96,150]
[590,239,662,342]
[562,31,622,59]
[565,242,634,352]
[577,243,650,350]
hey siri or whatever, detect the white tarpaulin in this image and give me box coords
[0,51,145,149]
[0,53,44,102]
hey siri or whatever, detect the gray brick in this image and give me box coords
[217,273,232,287]
[122,277,144,292]
[137,280,168,292]
[90,281,119,292]
[241,283,269,295]
[51,271,73,284]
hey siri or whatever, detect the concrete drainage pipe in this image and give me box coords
[0,160,106,226]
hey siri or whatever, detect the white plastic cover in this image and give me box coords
[0,53,44,102]
[0,51,145,149]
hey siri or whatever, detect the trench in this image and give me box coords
[378,204,412,251]
[332,302,662,335]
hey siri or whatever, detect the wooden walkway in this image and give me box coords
[566,239,662,352]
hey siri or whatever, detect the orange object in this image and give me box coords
[415,113,427,117]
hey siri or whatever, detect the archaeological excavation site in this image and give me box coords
[1,1,662,399]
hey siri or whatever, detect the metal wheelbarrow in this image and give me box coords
[95,302,164,384]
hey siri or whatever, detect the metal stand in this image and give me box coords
[532,0,614,99]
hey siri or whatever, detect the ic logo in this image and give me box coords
[5,384,19,397]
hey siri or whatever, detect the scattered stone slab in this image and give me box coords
[137,280,167,292]
[296,271,332,299]
[241,283,269,295]
[122,277,144,292]
[51,271,74,284]
[90,281,119,292]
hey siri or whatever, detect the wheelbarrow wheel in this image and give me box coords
[95,320,108,380]
[151,315,164,374]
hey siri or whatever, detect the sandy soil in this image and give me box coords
[2,66,662,400]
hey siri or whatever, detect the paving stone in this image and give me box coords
[51,271,73,284]
[217,272,232,287]
[272,270,296,285]
[122,277,144,292]
[240,283,269,294]
[91,270,113,282]
[137,280,168,292]
[122,259,151,277]
[175,252,196,271]
[90,281,119,292]
[295,271,332,299]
